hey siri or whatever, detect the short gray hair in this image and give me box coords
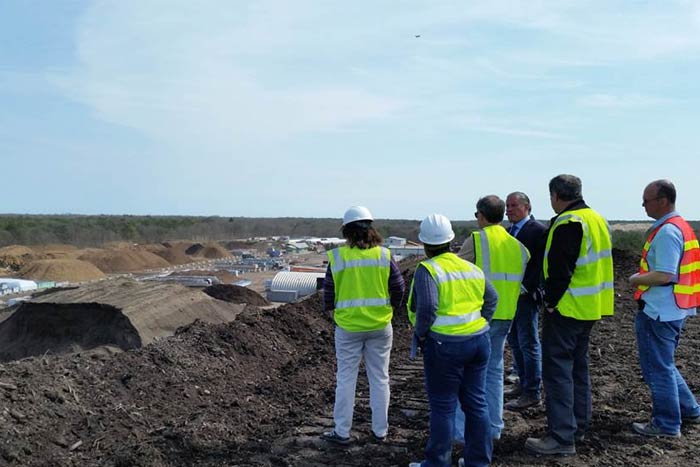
[549,174,582,201]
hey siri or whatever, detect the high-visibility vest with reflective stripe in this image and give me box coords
[634,216,700,309]
[473,225,530,320]
[543,208,614,320]
[328,245,392,332]
[407,252,488,336]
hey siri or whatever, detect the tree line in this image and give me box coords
[1,214,686,253]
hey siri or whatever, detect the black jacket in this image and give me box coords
[543,200,587,308]
[514,216,547,295]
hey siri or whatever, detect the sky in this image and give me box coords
[2,0,700,221]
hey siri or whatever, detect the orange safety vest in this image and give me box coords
[634,216,700,309]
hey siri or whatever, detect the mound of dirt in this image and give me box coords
[203,284,270,306]
[0,245,42,270]
[19,259,106,282]
[0,303,142,361]
[143,242,204,266]
[79,248,171,273]
[185,243,231,259]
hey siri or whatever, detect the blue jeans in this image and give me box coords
[422,334,492,467]
[507,295,542,398]
[635,311,700,434]
[454,320,511,441]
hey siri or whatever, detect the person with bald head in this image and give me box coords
[629,180,700,438]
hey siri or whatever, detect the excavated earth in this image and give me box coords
[1,250,700,466]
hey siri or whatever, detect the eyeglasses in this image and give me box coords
[642,196,665,207]
[474,211,479,218]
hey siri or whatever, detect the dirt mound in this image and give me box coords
[144,242,203,265]
[0,245,42,270]
[79,248,171,273]
[203,284,270,306]
[0,303,141,361]
[19,259,106,282]
[185,243,231,259]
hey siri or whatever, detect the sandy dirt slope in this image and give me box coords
[0,279,245,362]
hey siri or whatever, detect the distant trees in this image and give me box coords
[2,215,688,253]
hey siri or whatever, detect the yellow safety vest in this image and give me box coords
[473,225,530,320]
[407,252,488,336]
[328,245,392,332]
[543,208,614,320]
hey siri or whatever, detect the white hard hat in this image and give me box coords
[342,206,374,226]
[419,214,455,245]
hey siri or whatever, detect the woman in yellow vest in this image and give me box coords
[320,206,405,445]
[408,214,498,467]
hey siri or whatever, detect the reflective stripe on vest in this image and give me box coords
[407,252,487,336]
[543,208,614,320]
[328,245,392,332]
[634,216,700,309]
[473,225,530,320]
[330,247,390,274]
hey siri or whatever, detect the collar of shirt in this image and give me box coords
[510,215,531,235]
[649,211,680,231]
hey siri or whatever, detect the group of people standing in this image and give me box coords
[319,174,700,467]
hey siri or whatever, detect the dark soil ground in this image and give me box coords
[1,250,700,466]
[203,284,271,307]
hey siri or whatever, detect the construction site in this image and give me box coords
[0,239,699,467]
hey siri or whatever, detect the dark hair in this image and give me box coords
[650,179,677,204]
[342,221,384,249]
[507,191,531,212]
[549,174,582,201]
[476,195,505,223]
[424,243,451,257]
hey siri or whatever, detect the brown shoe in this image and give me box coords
[505,394,541,411]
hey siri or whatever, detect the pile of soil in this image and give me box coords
[203,284,270,306]
[0,245,42,271]
[32,244,80,260]
[18,259,106,282]
[185,243,231,259]
[2,250,700,466]
[145,242,203,266]
[20,278,245,351]
[79,248,171,273]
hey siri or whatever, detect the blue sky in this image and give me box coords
[2,1,700,221]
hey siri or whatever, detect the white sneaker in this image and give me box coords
[408,463,422,467]
[458,458,465,467]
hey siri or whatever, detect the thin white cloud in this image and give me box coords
[578,93,674,109]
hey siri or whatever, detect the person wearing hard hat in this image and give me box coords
[321,206,406,445]
[408,214,498,467]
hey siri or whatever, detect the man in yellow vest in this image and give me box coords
[629,180,700,438]
[456,195,529,442]
[525,174,614,456]
[321,206,406,445]
[408,214,497,467]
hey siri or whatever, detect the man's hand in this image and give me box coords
[629,273,640,286]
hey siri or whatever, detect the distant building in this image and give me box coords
[388,245,425,261]
[0,278,38,296]
[267,271,324,303]
[285,242,309,254]
[385,236,407,247]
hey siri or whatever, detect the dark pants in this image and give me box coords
[507,295,542,398]
[542,311,595,445]
[423,334,492,467]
